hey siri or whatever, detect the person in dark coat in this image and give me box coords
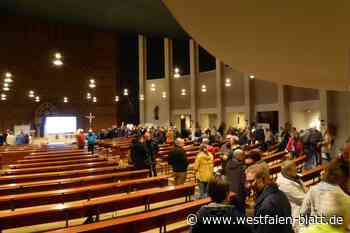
[168,138,189,185]
[190,177,252,233]
[224,149,246,214]
[144,132,159,177]
[246,162,294,233]
[129,136,148,170]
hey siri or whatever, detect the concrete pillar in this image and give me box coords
[138,35,147,124]
[244,75,254,126]
[319,90,330,133]
[215,59,224,126]
[278,84,289,129]
[189,39,199,129]
[164,38,173,126]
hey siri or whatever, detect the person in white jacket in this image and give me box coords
[276,160,306,233]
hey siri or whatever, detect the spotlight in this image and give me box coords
[53,59,63,66]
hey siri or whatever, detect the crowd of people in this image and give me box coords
[0,130,31,146]
[123,122,349,233]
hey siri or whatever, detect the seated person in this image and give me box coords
[190,177,252,233]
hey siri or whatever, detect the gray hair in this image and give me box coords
[246,161,270,179]
[175,138,184,146]
[234,149,244,158]
[281,160,296,174]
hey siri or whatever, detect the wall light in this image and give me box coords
[181,89,187,96]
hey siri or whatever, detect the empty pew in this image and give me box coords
[47,197,211,233]
[8,157,106,169]
[0,183,195,232]
[24,151,90,160]
[262,151,288,164]
[0,165,135,185]
[29,149,85,156]
[0,169,146,195]
[0,176,169,210]
[18,155,99,164]
[2,161,118,175]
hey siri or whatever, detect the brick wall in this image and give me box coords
[0,16,119,133]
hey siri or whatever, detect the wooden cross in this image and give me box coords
[85,112,95,130]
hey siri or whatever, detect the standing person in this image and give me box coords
[86,130,97,154]
[129,136,148,170]
[168,138,189,185]
[76,129,85,149]
[303,191,350,233]
[303,128,322,169]
[300,157,350,232]
[5,130,15,145]
[190,177,252,233]
[265,128,274,149]
[245,162,293,233]
[144,132,159,177]
[0,132,4,146]
[224,149,247,214]
[15,131,26,145]
[321,124,336,163]
[194,143,214,198]
[166,127,174,145]
[276,160,306,233]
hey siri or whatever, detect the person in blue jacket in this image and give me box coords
[86,129,97,154]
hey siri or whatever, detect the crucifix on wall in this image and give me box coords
[85,112,95,130]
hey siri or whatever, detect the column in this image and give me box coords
[244,75,254,126]
[215,59,224,125]
[319,90,329,133]
[138,35,147,124]
[189,39,199,129]
[164,38,173,125]
[277,84,289,129]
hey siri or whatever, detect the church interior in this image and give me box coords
[0,1,349,233]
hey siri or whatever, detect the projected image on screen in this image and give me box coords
[45,116,77,135]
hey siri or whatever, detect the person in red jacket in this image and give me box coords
[76,129,85,149]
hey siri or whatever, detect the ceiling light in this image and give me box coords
[150,83,156,92]
[3,87,10,91]
[162,92,167,98]
[63,97,68,103]
[89,79,95,84]
[115,96,119,102]
[3,83,9,87]
[35,96,40,102]
[123,89,129,96]
[55,53,62,59]
[89,83,96,89]
[29,90,35,98]
[53,59,63,66]
[5,72,12,78]
[1,94,6,98]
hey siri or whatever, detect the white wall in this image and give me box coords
[289,100,321,130]
[144,79,169,126]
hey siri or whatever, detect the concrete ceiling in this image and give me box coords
[0,0,187,37]
[163,0,350,91]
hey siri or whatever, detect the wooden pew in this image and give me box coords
[269,155,307,176]
[8,157,106,169]
[262,151,288,163]
[24,151,90,160]
[0,183,195,232]
[0,169,146,195]
[47,197,211,233]
[2,161,118,175]
[0,165,135,185]
[18,155,99,164]
[28,149,85,156]
[0,176,169,210]
[299,165,325,183]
